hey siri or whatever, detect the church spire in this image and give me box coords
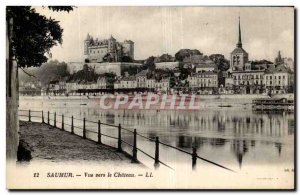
[236,16,242,48]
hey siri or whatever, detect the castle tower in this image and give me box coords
[84,33,91,55]
[108,35,117,61]
[230,17,249,72]
[121,40,134,60]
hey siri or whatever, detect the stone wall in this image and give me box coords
[67,62,142,76]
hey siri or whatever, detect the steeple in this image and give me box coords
[278,50,282,60]
[275,50,283,65]
[85,33,91,41]
[236,16,242,48]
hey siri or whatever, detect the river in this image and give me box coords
[18,96,294,175]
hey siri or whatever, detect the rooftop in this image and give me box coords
[191,71,218,76]
[265,64,292,74]
[231,47,248,54]
[121,76,136,81]
[136,70,148,77]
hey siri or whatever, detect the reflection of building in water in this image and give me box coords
[93,110,292,139]
[231,140,250,168]
[177,136,205,149]
[275,142,282,156]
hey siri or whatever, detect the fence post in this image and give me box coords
[47,111,49,124]
[28,110,31,122]
[154,137,160,169]
[83,118,86,139]
[192,147,197,170]
[62,114,64,131]
[71,116,74,134]
[117,124,122,152]
[54,112,56,127]
[98,120,101,144]
[42,111,44,123]
[132,129,138,163]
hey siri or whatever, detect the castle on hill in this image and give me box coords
[84,34,134,63]
[67,34,140,76]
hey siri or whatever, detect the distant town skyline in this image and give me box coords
[35,6,294,62]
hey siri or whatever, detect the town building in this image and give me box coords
[136,70,148,88]
[264,65,293,94]
[19,81,42,96]
[146,78,156,89]
[155,78,170,92]
[195,60,217,72]
[117,76,137,89]
[187,71,218,94]
[232,70,265,94]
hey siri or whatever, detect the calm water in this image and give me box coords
[19,97,294,173]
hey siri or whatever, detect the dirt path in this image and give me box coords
[19,121,141,166]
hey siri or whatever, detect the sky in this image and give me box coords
[35,6,294,62]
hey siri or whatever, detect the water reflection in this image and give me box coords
[19,99,294,170]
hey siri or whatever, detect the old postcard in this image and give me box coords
[6,6,295,189]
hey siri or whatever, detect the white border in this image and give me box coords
[0,1,298,194]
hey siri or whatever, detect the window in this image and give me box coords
[270,76,272,79]
[236,56,240,65]
[279,76,281,79]
[283,76,285,79]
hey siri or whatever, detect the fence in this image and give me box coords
[18,109,235,172]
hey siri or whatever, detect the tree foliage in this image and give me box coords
[175,49,203,62]
[69,65,98,82]
[7,6,73,68]
[144,56,156,71]
[47,6,74,12]
[121,56,133,62]
[251,59,273,65]
[209,54,230,71]
[19,60,69,85]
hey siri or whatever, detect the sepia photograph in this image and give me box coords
[6,6,295,190]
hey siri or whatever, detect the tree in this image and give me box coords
[209,54,230,71]
[144,56,156,71]
[251,59,273,65]
[6,6,73,160]
[121,56,133,62]
[175,49,203,62]
[7,6,73,67]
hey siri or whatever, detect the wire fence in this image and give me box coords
[18,109,235,172]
